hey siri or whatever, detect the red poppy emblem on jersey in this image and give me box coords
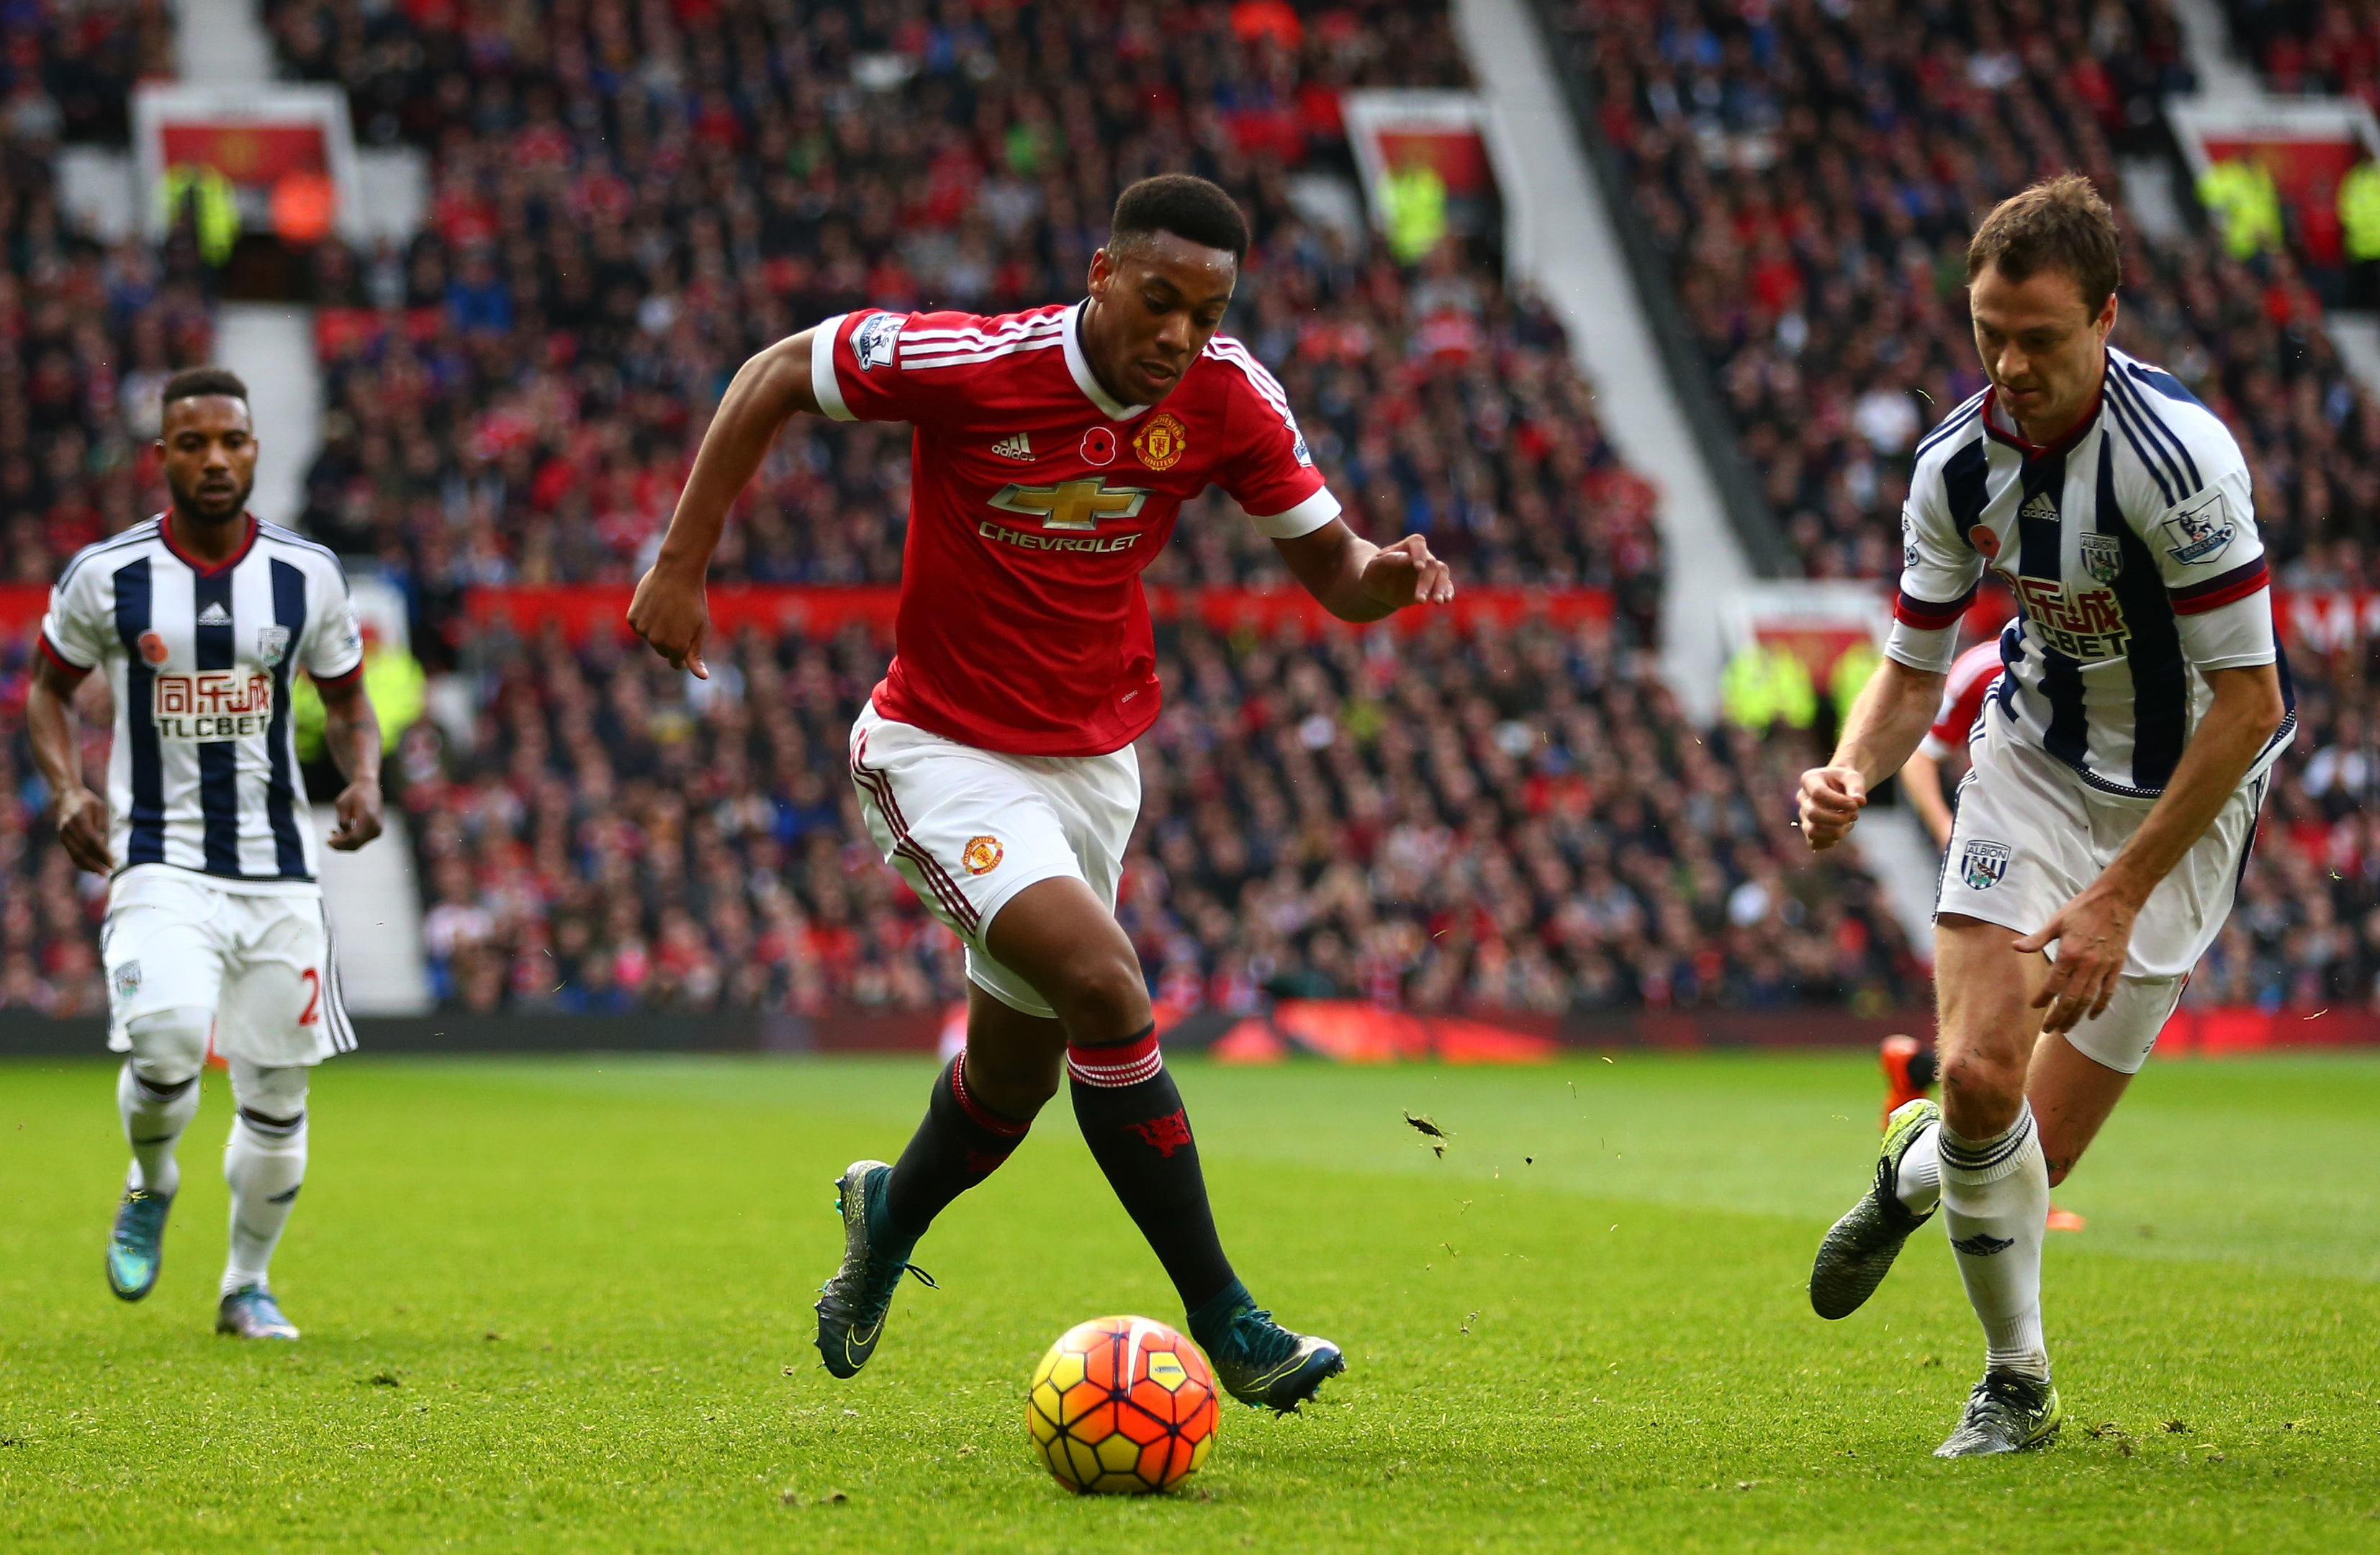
[1080,426,1117,466]
[138,631,168,664]
[1970,526,2000,559]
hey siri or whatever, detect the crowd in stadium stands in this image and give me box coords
[1559,0,2380,585]
[0,0,172,145]
[261,0,1664,658]
[382,613,1916,1016]
[2221,1,2380,101]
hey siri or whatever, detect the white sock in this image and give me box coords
[1893,1121,1941,1214]
[1939,1103,2050,1381]
[222,1109,307,1296]
[119,1063,199,1197]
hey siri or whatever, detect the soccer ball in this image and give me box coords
[1025,1315,1220,1494]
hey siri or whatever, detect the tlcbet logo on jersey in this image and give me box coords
[153,671,274,741]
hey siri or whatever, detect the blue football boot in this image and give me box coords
[216,1285,300,1340]
[1191,1283,1345,1413]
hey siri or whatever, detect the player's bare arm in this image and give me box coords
[1800,657,1943,849]
[1901,747,1955,849]
[26,654,109,875]
[318,677,384,852]
[628,325,825,677]
[1272,521,1454,622]
[2018,662,2285,1032]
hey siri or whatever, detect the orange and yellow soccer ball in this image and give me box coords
[1025,1315,1221,1494]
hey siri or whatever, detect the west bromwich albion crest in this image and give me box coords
[1960,840,2012,891]
[2080,533,2124,585]
[256,624,292,668]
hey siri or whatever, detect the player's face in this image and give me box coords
[159,395,257,525]
[1968,262,2117,442]
[1086,233,1238,406]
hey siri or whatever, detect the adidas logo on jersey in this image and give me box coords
[197,601,233,626]
[2019,491,2058,523]
[991,433,1032,461]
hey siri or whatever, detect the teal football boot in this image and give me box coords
[105,1188,173,1302]
[1191,1284,1345,1413]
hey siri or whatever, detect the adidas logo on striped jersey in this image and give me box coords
[991,433,1032,461]
[197,601,232,626]
[2019,491,2058,522]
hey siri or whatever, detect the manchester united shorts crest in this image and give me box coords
[848,702,1140,1019]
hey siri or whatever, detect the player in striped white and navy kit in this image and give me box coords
[26,369,384,1341]
[1795,179,2291,1456]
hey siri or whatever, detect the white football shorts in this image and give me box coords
[102,865,356,1065]
[849,701,1140,1019]
[1935,705,2265,1072]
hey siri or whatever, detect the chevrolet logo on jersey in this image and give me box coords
[153,671,274,740]
[986,478,1151,531]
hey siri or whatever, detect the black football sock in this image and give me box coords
[1068,1024,1237,1314]
[880,1055,1031,1243]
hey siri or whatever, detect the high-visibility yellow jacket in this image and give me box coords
[161,163,241,265]
[1381,162,1448,265]
[2342,162,2380,262]
[2197,158,2283,259]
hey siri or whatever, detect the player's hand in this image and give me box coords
[2014,885,2137,1033]
[52,785,111,875]
[628,562,710,679]
[1359,536,1455,610]
[1797,765,1867,850]
[328,780,383,852]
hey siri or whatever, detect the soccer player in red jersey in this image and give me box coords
[628,176,1452,1410]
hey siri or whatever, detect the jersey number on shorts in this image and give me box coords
[299,968,321,1026]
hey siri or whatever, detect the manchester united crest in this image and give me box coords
[1133,412,1188,472]
[963,835,1004,875]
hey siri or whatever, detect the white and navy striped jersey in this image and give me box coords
[40,515,364,891]
[1885,348,2293,799]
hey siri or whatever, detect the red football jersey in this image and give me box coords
[1919,639,2007,761]
[813,302,1338,756]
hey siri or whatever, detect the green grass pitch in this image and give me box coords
[3,1051,2376,1553]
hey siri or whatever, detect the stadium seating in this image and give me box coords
[2220,1,2380,100]
[1554,0,2380,582]
[390,608,1917,1015]
[269,0,1664,646]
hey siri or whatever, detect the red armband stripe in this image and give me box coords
[1892,587,1975,631]
[2168,559,2268,616]
[38,633,93,680]
[312,662,365,690]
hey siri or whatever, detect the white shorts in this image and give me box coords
[102,865,356,1066]
[849,702,1140,1019]
[1937,711,2265,1071]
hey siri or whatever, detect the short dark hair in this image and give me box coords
[1967,173,2122,316]
[161,366,250,407]
[1110,175,1249,265]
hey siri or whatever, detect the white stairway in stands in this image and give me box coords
[312,807,432,1015]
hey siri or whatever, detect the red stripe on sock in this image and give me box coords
[950,1058,1029,1138]
[1068,1029,1163,1088]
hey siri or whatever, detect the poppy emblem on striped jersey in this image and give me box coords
[1133,412,1188,472]
[138,631,168,665]
[1969,525,2001,559]
[963,836,1004,875]
[1081,425,1117,466]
